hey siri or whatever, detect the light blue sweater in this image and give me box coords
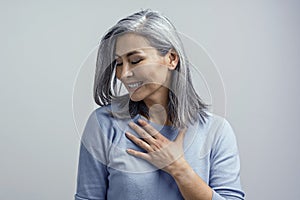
[75,105,245,200]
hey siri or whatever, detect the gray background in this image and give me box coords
[1,0,299,199]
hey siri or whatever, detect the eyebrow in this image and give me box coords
[115,50,143,58]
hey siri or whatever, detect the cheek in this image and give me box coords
[147,68,169,83]
[115,68,122,80]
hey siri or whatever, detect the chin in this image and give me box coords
[130,96,144,102]
[129,90,153,102]
[129,97,140,102]
[129,93,145,102]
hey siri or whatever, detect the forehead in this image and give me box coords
[115,33,152,56]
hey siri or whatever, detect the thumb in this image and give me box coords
[175,128,187,143]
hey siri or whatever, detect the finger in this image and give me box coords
[137,119,165,140]
[128,122,155,144]
[125,132,153,152]
[174,128,187,143]
[126,149,151,161]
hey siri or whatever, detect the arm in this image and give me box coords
[75,111,109,200]
[75,143,108,200]
[126,119,212,199]
[208,119,245,200]
[167,157,213,200]
[126,118,245,200]
[167,119,245,200]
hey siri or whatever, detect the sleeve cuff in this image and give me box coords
[74,194,89,200]
[212,190,245,200]
[212,190,225,200]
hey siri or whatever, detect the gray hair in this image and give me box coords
[94,9,209,128]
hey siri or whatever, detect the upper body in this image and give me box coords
[75,105,245,200]
[75,9,245,200]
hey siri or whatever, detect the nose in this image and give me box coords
[120,62,133,79]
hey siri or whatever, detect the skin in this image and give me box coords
[115,33,213,200]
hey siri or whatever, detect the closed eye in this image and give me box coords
[116,62,122,67]
[114,58,143,67]
[131,59,142,65]
[114,59,122,67]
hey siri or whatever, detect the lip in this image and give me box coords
[125,81,143,91]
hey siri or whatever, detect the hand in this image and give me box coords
[126,119,187,174]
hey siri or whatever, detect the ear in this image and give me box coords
[166,49,179,70]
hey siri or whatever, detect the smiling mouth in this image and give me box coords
[127,81,143,90]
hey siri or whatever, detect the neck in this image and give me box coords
[143,88,169,109]
[142,86,171,126]
[148,104,171,126]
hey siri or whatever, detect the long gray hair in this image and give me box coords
[94,9,209,128]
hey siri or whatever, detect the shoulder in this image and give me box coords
[88,104,132,133]
[202,111,232,132]
[82,105,117,135]
[93,104,113,118]
[82,104,126,145]
[199,111,236,146]
[89,104,114,125]
[203,112,239,156]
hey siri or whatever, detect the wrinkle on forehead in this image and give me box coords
[114,47,156,58]
[115,33,153,57]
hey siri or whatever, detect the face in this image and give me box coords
[114,33,177,105]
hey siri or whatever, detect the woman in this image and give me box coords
[75,9,245,200]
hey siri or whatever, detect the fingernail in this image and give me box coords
[128,121,134,126]
[126,149,132,154]
[138,119,145,125]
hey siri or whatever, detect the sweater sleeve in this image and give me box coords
[75,110,110,200]
[75,143,108,200]
[209,118,245,200]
